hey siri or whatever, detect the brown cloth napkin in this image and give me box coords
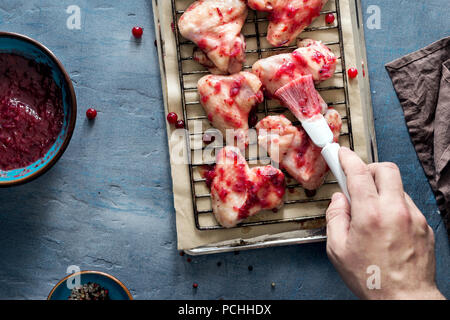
[386,37,450,236]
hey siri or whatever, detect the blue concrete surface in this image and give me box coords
[0,0,448,299]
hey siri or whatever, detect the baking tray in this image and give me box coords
[152,0,377,255]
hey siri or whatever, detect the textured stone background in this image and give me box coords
[0,0,448,299]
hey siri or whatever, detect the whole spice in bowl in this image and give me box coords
[68,282,110,300]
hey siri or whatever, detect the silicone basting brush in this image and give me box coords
[275,75,350,201]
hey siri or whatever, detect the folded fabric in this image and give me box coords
[386,37,450,236]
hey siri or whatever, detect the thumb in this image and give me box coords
[326,192,351,249]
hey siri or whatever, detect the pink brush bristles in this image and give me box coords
[274,75,323,121]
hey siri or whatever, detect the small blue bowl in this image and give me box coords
[0,32,77,187]
[48,271,133,300]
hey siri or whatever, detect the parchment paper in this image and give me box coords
[153,0,375,251]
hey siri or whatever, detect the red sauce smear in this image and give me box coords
[238,167,285,220]
[295,128,311,168]
[229,79,242,97]
[274,61,296,79]
[197,38,208,50]
[216,7,223,19]
[201,94,209,104]
[213,82,221,94]
[292,51,309,67]
[229,41,242,58]
[0,53,64,171]
[311,50,325,64]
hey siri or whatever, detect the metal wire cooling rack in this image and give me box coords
[171,0,354,231]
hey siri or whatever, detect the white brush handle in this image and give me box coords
[321,143,351,203]
[300,115,350,202]
[301,116,333,148]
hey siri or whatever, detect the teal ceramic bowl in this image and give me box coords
[48,271,133,300]
[0,32,77,187]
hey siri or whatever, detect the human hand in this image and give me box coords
[325,147,445,300]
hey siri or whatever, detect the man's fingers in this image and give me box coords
[326,192,351,250]
[339,147,378,209]
[368,162,404,200]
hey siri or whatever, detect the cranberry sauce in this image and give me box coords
[238,167,286,220]
[0,53,64,171]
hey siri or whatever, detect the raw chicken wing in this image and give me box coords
[178,0,248,74]
[206,146,286,228]
[256,109,342,190]
[198,72,264,146]
[248,0,328,46]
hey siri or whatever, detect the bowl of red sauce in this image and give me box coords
[0,32,76,186]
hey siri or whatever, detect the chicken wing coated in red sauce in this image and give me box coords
[178,0,248,74]
[252,39,337,98]
[256,109,342,191]
[206,146,286,228]
[248,0,328,47]
[198,72,264,146]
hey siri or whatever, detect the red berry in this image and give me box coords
[348,67,358,79]
[132,26,143,38]
[325,13,335,24]
[86,108,97,120]
[193,283,198,289]
[167,112,178,124]
[186,257,192,263]
[175,119,185,129]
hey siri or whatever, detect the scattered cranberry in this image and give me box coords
[86,108,97,120]
[248,112,258,128]
[203,165,216,188]
[167,112,178,124]
[202,133,216,144]
[193,283,198,289]
[325,13,335,24]
[179,251,185,256]
[175,119,185,129]
[187,257,192,263]
[348,67,358,79]
[132,26,143,38]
